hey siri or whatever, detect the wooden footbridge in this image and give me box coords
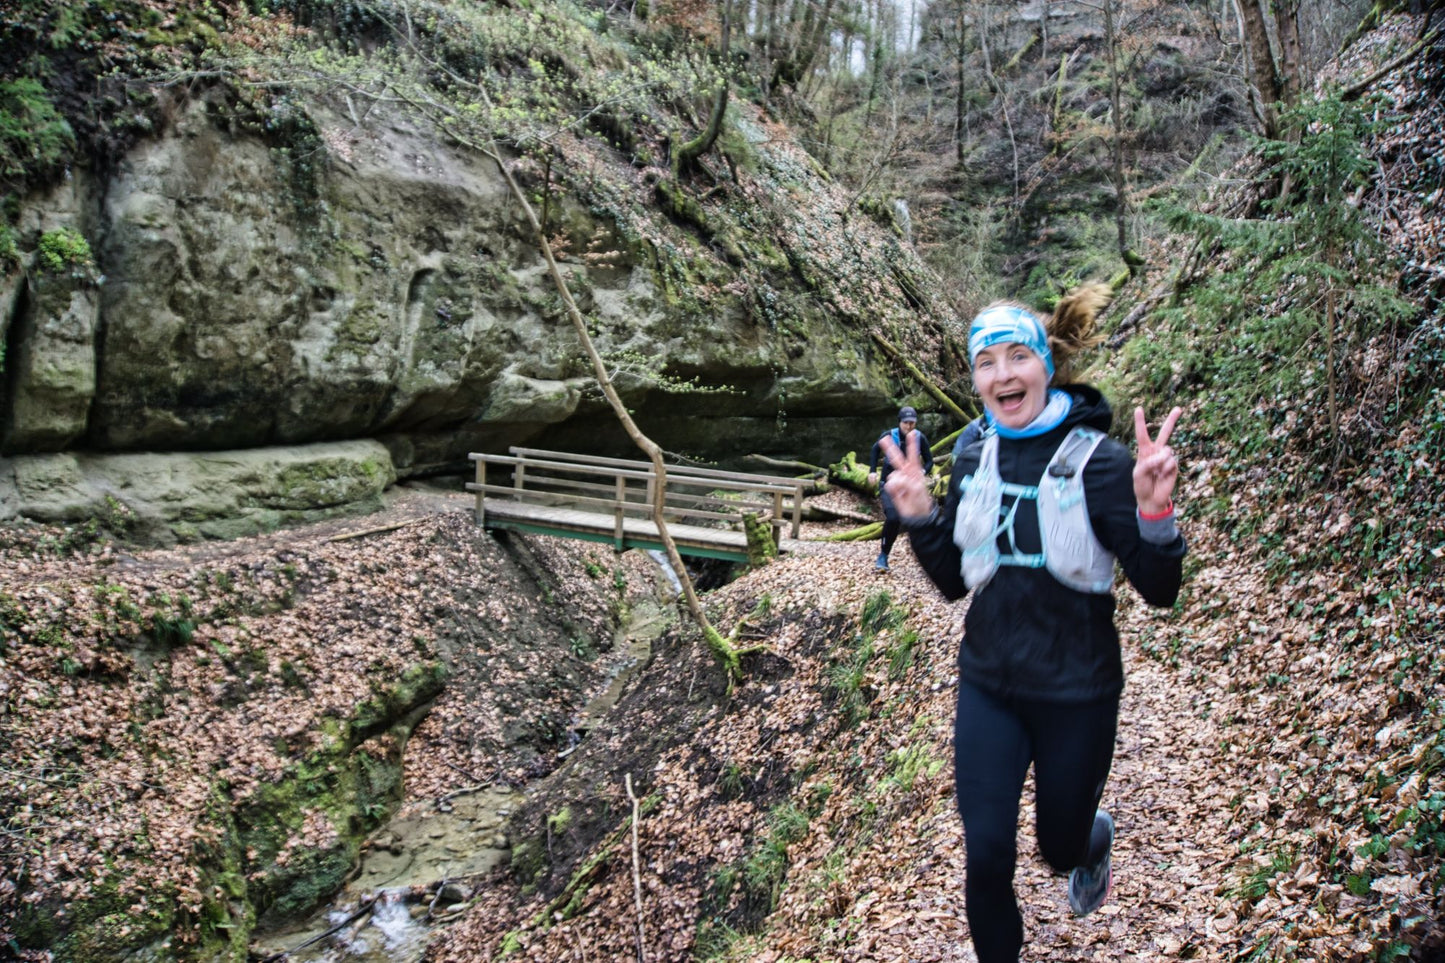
[467,447,809,562]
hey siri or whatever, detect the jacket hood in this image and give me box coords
[1061,384,1114,434]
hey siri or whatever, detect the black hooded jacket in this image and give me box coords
[907,386,1186,701]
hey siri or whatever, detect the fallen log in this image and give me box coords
[829,450,877,495]
[870,331,977,423]
[743,453,828,477]
[803,503,875,524]
[824,521,882,542]
[327,519,423,542]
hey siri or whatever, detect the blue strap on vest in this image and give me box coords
[996,480,1045,569]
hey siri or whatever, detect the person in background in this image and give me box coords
[878,284,1186,963]
[867,406,932,572]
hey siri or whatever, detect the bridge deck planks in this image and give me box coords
[469,448,808,561]
[479,498,803,561]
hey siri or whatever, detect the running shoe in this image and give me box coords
[1068,810,1114,916]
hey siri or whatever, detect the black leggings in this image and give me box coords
[879,488,901,555]
[953,679,1119,963]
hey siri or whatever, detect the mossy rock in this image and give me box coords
[14,874,176,961]
[510,836,549,892]
[259,845,355,923]
[349,660,447,738]
[237,660,446,926]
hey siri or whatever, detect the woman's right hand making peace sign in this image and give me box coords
[877,430,937,520]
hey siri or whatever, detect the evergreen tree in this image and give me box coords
[1157,90,1415,448]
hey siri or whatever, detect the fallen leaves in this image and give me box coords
[0,490,652,956]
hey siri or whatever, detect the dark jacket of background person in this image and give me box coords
[870,425,934,481]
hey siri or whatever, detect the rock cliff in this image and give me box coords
[0,82,961,541]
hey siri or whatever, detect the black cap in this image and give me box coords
[898,406,918,422]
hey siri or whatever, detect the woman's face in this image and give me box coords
[972,342,1049,430]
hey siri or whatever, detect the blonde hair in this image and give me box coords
[1047,283,1109,384]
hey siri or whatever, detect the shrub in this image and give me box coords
[36,227,93,275]
[0,79,75,181]
[1148,90,1415,452]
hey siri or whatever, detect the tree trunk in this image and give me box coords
[672,0,732,172]
[977,3,1021,209]
[1325,273,1339,443]
[825,521,884,542]
[869,331,978,423]
[1234,0,1283,138]
[798,0,836,87]
[1050,52,1068,153]
[1103,0,1129,259]
[742,512,779,567]
[954,4,968,165]
[1275,0,1303,114]
[349,39,768,689]
[829,450,878,494]
[773,0,832,91]
[445,90,753,680]
[861,0,887,137]
[770,0,810,88]
[758,0,781,101]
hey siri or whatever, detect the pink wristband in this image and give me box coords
[1139,500,1174,521]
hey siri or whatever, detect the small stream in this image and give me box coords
[249,589,676,962]
[249,784,523,963]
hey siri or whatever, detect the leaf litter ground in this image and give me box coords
[2,454,1441,961]
[426,490,1248,963]
[432,454,1444,961]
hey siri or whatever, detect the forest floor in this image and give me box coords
[421,456,1444,962]
[418,485,1263,962]
[3,458,1440,962]
[2,459,1433,960]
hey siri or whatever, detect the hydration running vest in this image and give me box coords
[952,426,1115,594]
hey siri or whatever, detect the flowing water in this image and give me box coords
[250,784,524,963]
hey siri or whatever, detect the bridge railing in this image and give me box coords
[467,447,807,547]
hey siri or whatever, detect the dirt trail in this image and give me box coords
[780,543,1247,962]
[422,495,1260,962]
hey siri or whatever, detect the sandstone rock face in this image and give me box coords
[3,279,98,451]
[0,441,395,543]
[0,87,958,538]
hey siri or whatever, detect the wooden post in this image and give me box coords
[771,490,784,546]
[615,475,626,549]
[475,457,486,526]
[514,459,527,498]
[791,482,805,539]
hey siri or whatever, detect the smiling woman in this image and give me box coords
[879,282,1188,963]
[971,340,1049,431]
[965,294,1099,432]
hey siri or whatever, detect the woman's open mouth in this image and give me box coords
[996,390,1027,411]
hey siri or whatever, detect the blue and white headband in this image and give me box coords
[967,304,1055,378]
